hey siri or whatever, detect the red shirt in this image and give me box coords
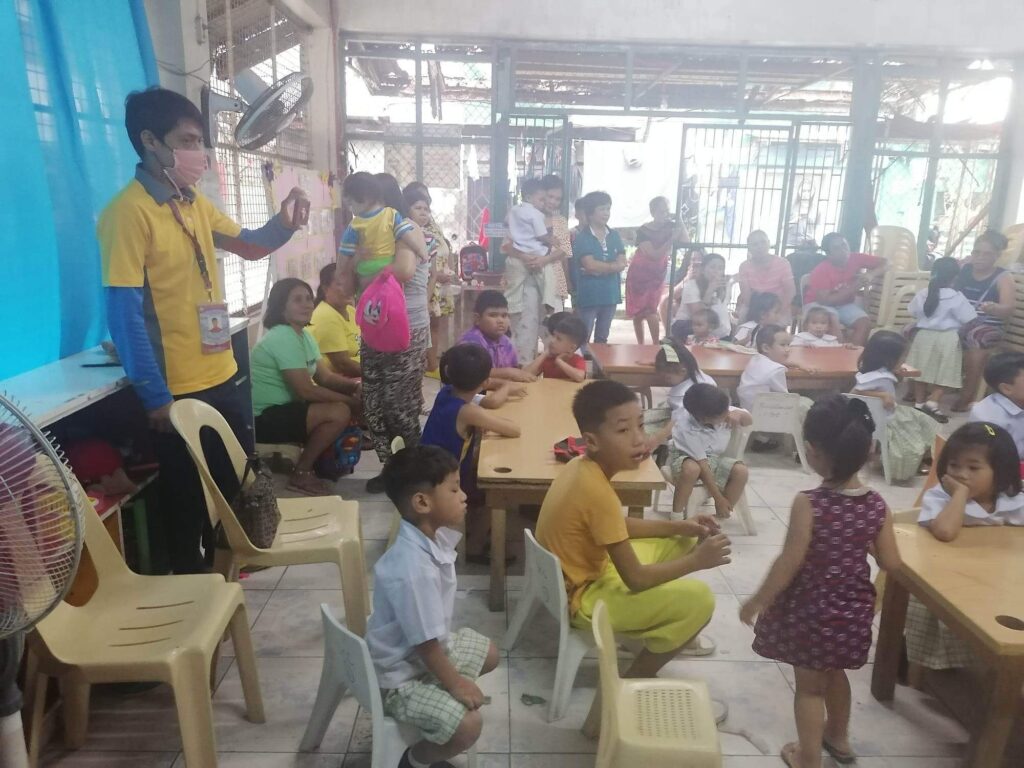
[804,252,883,304]
[538,353,586,379]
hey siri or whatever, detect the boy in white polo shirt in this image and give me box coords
[970,352,1024,459]
[366,446,499,768]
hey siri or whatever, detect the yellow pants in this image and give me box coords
[573,537,715,654]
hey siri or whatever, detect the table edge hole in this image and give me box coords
[995,615,1024,631]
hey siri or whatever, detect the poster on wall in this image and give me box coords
[265,162,338,289]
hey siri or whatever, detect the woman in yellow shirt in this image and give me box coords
[310,262,361,378]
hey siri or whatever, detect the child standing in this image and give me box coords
[851,330,937,481]
[422,344,522,561]
[366,446,500,768]
[458,290,536,383]
[969,351,1024,460]
[791,306,841,348]
[906,257,977,421]
[505,178,558,363]
[669,383,752,520]
[733,292,783,347]
[741,395,901,768]
[524,314,588,382]
[537,380,731,736]
[906,423,1023,673]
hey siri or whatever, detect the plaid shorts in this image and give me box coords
[382,628,492,744]
[666,445,738,489]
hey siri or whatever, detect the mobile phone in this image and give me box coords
[293,198,310,227]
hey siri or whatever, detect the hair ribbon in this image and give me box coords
[661,343,679,363]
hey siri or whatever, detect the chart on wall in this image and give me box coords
[265,162,338,287]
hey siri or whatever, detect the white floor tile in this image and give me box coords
[508,657,598,754]
[249,589,345,657]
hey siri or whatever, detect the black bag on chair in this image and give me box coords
[230,456,281,549]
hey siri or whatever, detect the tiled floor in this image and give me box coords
[42,319,1022,768]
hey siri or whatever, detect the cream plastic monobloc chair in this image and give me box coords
[844,393,893,484]
[591,600,721,768]
[300,604,477,768]
[170,399,369,636]
[23,494,263,768]
[744,392,811,473]
[503,529,595,721]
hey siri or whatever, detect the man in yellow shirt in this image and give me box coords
[536,380,731,736]
[98,87,306,573]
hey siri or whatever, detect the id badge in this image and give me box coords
[198,302,231,354]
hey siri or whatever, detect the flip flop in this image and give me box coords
[822,738,857,764]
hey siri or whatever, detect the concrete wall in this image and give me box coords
[335,0,1024,55]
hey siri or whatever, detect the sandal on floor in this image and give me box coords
[287,470,329,496]
[679,634,717,657]
[915,402,949,424]
[822,738,857,764]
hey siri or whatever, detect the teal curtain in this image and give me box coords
[0,0,156,380]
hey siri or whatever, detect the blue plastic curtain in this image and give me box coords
[0,0,156,380]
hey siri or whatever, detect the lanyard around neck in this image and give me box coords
[167,198,214,302]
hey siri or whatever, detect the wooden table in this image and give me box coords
[477,378,665,611]
[590,343,920,391]
[872,524,1024,767]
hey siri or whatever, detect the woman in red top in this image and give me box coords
[803,233,886,346]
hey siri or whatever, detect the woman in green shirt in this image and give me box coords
[571,191,627,347]
[252,278,360,495]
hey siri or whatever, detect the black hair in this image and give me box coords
[550,315,587,347]
[540,174,563,191]
[574,197,587,213]
[923,257,961,317]
[474,289,508,315]
[983,351,1024,392]
[975,228,1009,253]
[691,306,719,329]
[402,181,431,204]
[402,186,431,213]
[439,343,492,391]
[342,172,380,205]
[938,422,1022,498]
[521,177,545,198]
[858,330,906,374]
[803,394,875,483]
[683,383,730,420]
[804,305,832,325]
[755,323,786,353]
[654,340,703,384]
[124,87,204,158]
[821,232,846,255]
[669,318,692,343]
[382,444,461,521]
[744,291,781,324]
[373,173,407,216]
[316,262,337,305]
[263,277,313,329]
[573,379,637,434]
[649,196,669,215]
[582,191,612,216]
[545,311,571,335]
[695,253,727,301]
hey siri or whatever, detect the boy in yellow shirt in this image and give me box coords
[536,379,731,736]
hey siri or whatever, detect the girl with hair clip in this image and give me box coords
[904,422,1024,674]
[905,256,976,422]
[643,340,718,454]
[741,395,902,768]
[733,291,783,347]
[850,330,938,481]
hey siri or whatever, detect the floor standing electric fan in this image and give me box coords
[0,393,86,767]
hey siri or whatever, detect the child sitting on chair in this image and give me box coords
[524,313,588,382]
[458,290,536,383]
[422,343,523,563]
[536,380,731,737]
[366,445,500,768]
[669,383,751,521]
[734,292,783,347]
[969,352,1024,462]
[791,305,842,348]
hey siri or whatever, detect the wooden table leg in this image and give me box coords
[489,507,507,612]
[969,659,1024,768]
[627,506,644,519]
[871,575,909,701]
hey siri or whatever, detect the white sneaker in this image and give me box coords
[679,634,717,656]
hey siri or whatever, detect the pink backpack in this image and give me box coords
[356,268,410,353]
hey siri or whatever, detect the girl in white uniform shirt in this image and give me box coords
[644,341,716,451]
[905,257,977,422]
[733,291,783,347]
[851,330,937,482]
[790,305,842,347]
[907,422,1024,671]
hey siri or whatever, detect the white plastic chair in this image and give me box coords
[503,529,594,721]
[744,392,811,473]
[591,600,722,768]
[844,393,893,484]
[300,604,476,768]
[654,425,757,535]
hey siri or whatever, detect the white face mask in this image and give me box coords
[161,146,208,189]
